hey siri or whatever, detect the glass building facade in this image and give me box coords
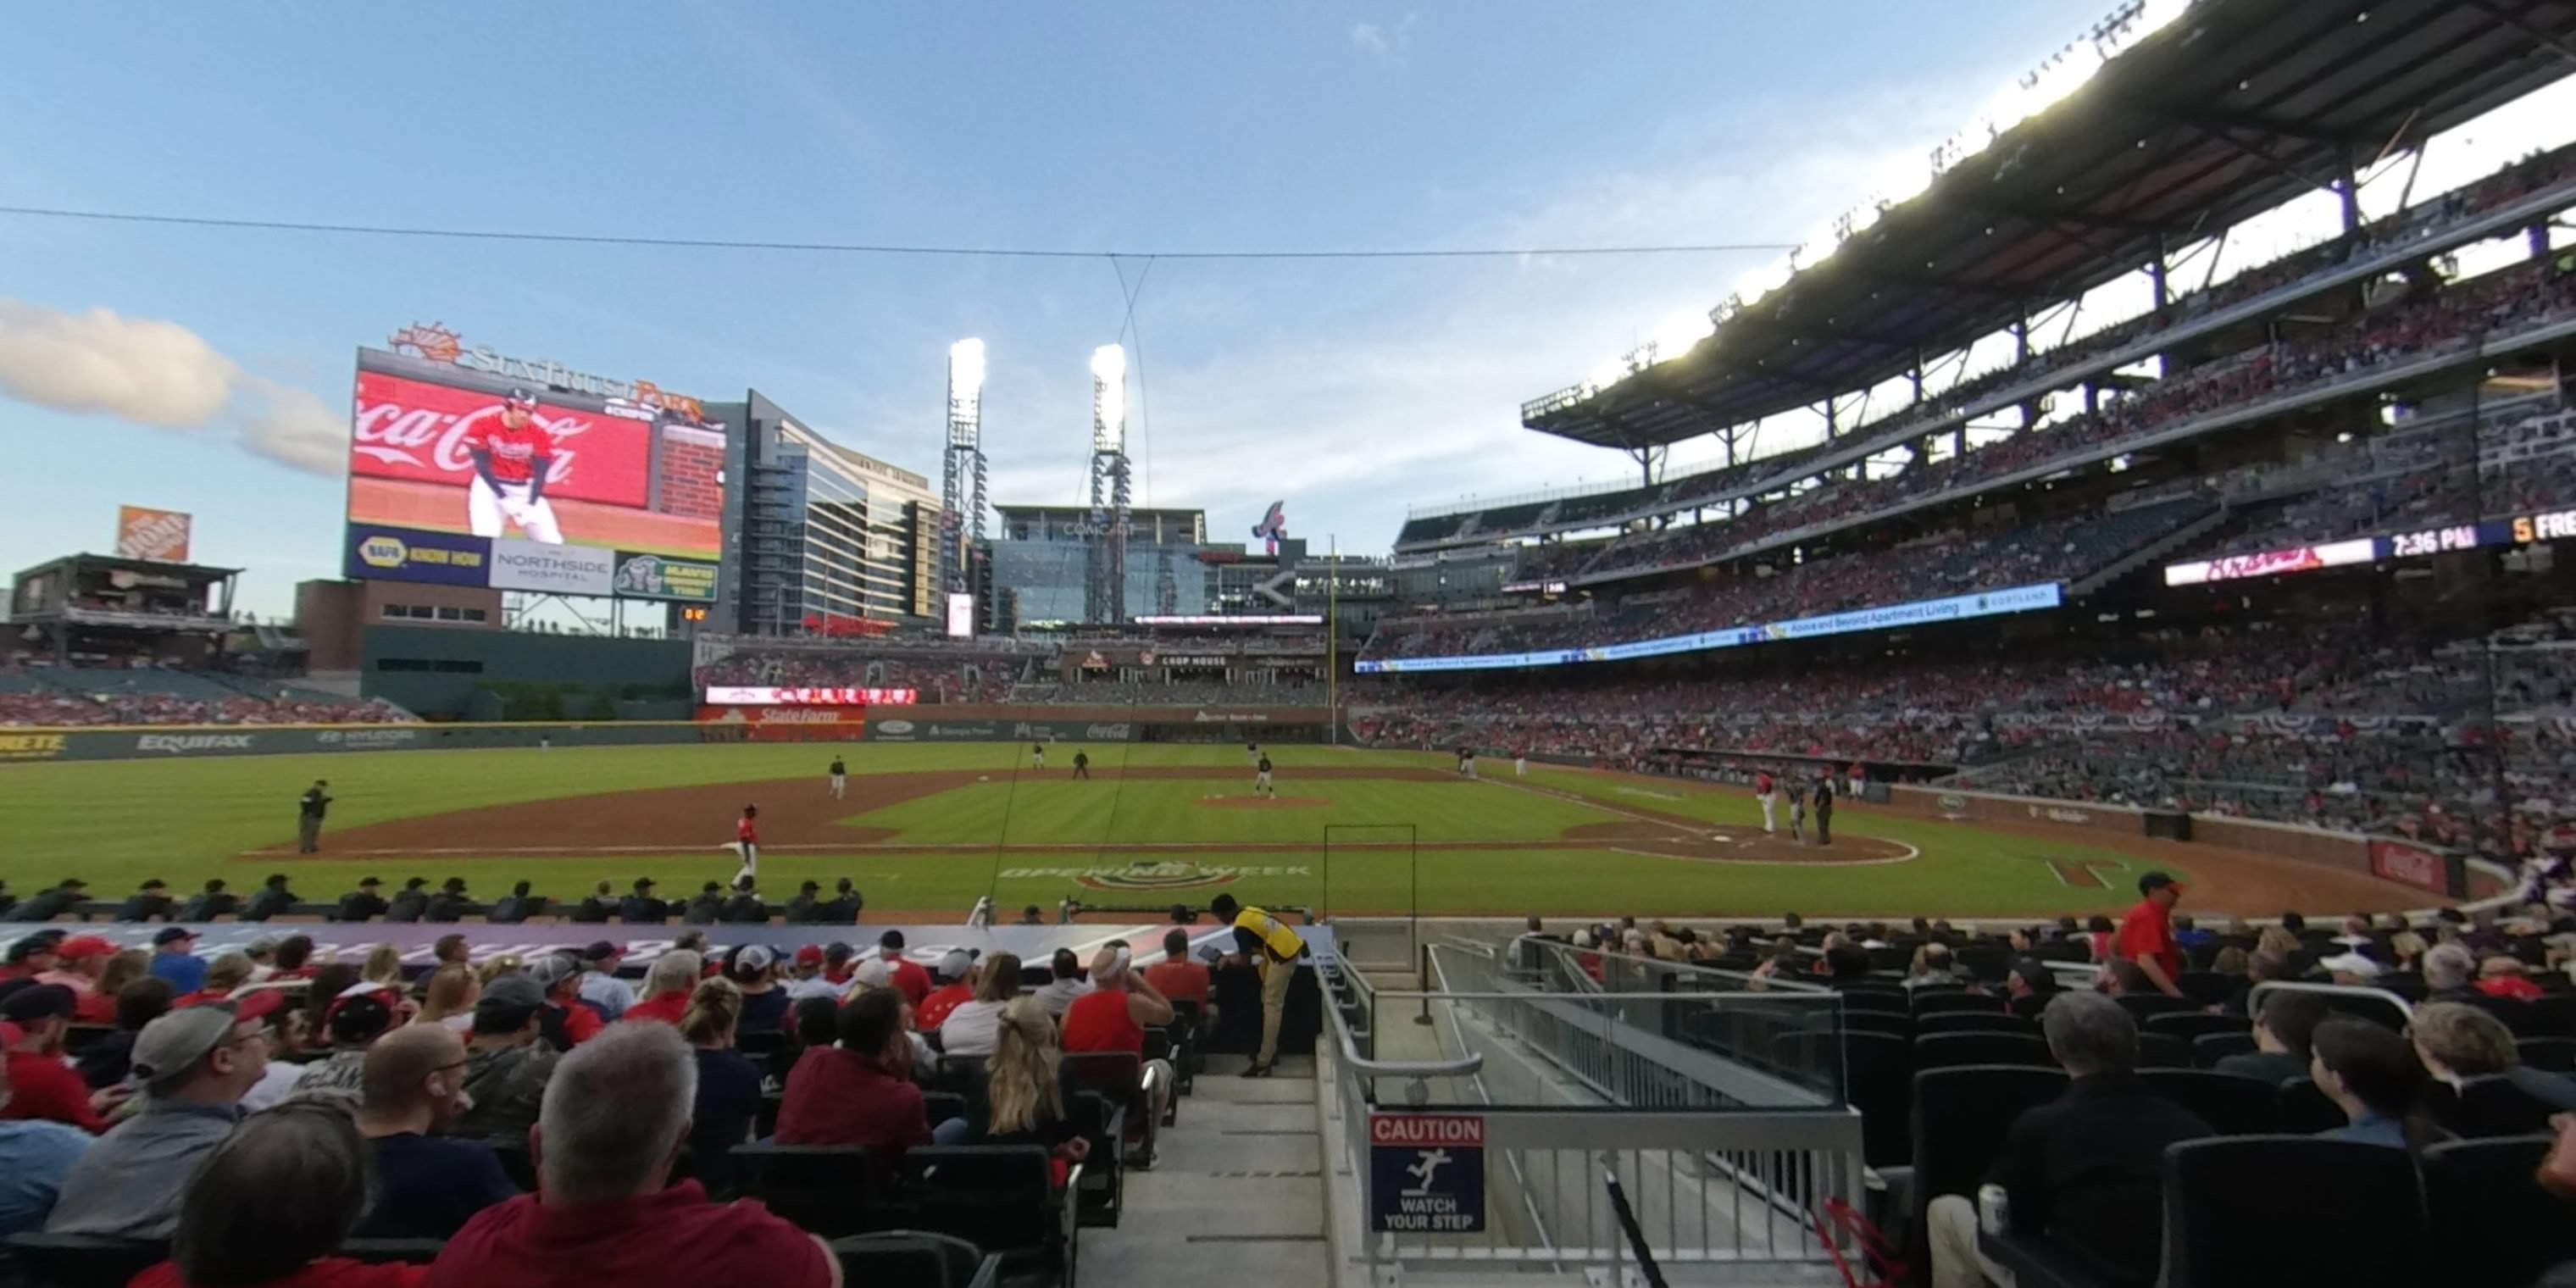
[990,506,1210,626]
[729,391,941,635]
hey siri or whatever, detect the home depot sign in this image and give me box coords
[114,507,192,563]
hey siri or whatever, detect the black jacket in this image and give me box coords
[620,895,669,924]
[1989,1073,2214,1288]
[681,896,724,925]
[179,891,239,921]
[488,895,544,924]
[569,897,614,924]
[242,887,299,922]
[386,890,430,923]
[335,891,390,923]
[721,894,769,924]
[425,893,480,923]
[118,892,175,923]
[11,889,86,922]
[819,894,863,924]
[784,894,824,924]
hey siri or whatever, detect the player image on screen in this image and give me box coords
[464,388,564,544]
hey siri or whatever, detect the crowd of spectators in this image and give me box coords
[1366,500,2205,663]
[0,665,413,729]
[0,914,1215,1279]
[693,651,1030,703]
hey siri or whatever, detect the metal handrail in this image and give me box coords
[1320,960,1485,1085]
[2249,980,2416,1018]
[1514,935,1835,994]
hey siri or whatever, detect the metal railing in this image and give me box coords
[1322,937,1867,1274]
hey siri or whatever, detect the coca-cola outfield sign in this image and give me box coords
[2368,839,2453,895]
[350,370,649,508]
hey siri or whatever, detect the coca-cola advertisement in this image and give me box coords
[344,346,726,580]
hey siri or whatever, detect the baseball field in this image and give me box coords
[0,741,2434,920]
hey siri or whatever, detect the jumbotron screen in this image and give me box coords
[341,345,725,601]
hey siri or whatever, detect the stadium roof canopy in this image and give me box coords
[1524,0,2576,452]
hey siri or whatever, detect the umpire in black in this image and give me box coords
[1813,770,1835,847]
[297,780,332,853]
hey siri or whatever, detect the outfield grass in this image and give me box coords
[0,742,2188,919]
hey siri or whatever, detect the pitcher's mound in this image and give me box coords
[1196,795,1329,810]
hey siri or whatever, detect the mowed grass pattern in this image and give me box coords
[0,741,2187,918]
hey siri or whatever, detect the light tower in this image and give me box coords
[1085,344,1131,624]
[938,339,988,608]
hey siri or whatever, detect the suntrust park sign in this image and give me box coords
[389,324,710,423]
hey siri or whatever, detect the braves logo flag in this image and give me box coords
[1252,500,1288,555]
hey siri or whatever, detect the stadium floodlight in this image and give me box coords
[947,338,985,449]
[1091,344,1127,452]
[1647,312,1713,365]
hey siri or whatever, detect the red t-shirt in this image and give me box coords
[914,983,973,1033]
[136,1257,426,1288]
[422,1181,829,1288]
[886,958,930,1008]
[2478,975,2545,1002]
[775,1048,930,1151]
[1755,773,1775,795]
[620,991,691,1027]
[73,990,115,1025]
[1062,990,1143,1056]
[462,416,552,485]
[1,1050,105,1133]
[1141,960,1210,1009]
[556,1002,603,1046]
[737,817,758,845]
[2113,900,2181,985]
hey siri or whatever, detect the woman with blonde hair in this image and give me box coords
[983,996,1090,1184]
[415,963,480,1033]
[360,944,404,987]
[475,954,525,986]
[2209,946,2251,976]
[2256,925,2300,958]
[680,976,764,1191]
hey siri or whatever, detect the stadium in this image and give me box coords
[10,2,2576,1286]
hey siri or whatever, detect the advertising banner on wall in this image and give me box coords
[700,687,919,707]
[344,525,494,586]
[488,539,615,595]
[114,506,193,562]
[345,342,728,580]
[612,552,719,602]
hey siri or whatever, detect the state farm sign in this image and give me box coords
[350,371,650,508]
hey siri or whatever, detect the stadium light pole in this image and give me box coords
[941,339,989,606]
[1327,533,1339,747]
[1086,345,1132,624]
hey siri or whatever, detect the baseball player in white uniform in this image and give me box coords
[464,389,566,544]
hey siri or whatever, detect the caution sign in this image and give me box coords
[1368,1112,1485,1233]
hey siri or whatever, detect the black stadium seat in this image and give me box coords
[1837,1030,1913,1169]
[2518,1036,2576,1072]
[2422,1136,2576,1288]
[3,1233,169,1288]
[1907,1066,2069,1278]
[830,1231,999,1288]
[1909,991,2007,1018]
[2190,1032,2256,1068]
[1842,1009,1913,1041]
[900,1146,1078,1288]
[1913,1031,2053,1071]
[2446,1074,2559,1139]
[2160,1137,2428,1286]
[2115,994,2196,1024]
[337,1239,447,1264]
[730,1141,888,1237]
[1914,1011,2035,1037]
[2135,1032,2192,1069]
[2275,1080,2350,1135]
[2136,1069,2279,1136]
[2146,1013,2251,1043]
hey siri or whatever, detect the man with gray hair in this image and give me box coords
[2423,941,2482,1002]
[424,1023,837,1287]
[1925,991,2212,1288]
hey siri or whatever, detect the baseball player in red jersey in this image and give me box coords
[464,388,565,543]
[730,804,760,890]
[1755,769,1779,835]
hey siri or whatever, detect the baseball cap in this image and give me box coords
[793,946,825,969]
[153,927,199,947]
[480,974,547,1012]
[580,941,622,963]
[3,937,61,965]
[879,929,907,952]
[528,955,580,992]
[245,939,280,959]
[54,935,114,962]
[2009,957,2058,993]
[733,946,775,974]
[2318,951,2384,979]
[2137,871,2185,896]
[633,878,657,891]
[358,876,382,888]
[935,949,974,982]
[0,984,76,1024]
[131,1001,268,1087]
[824,942,854,968]
[322,989,400,1045]
[504,387,538,408]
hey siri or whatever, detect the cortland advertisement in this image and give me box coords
[1356,582,2065,674]
[613,552,719,602]
[344,332,728,590]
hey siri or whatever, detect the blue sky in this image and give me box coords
[0,2,2097,619]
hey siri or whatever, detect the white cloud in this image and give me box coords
[0,300,238,429]
[237,379,348,477]
[1349,14,1416,63]
[0,298,340,476]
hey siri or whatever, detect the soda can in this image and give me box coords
[1978,1184,2011,1237]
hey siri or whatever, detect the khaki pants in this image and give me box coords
[1257,958,1297,1064]
[1927,1194,2014,1288]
